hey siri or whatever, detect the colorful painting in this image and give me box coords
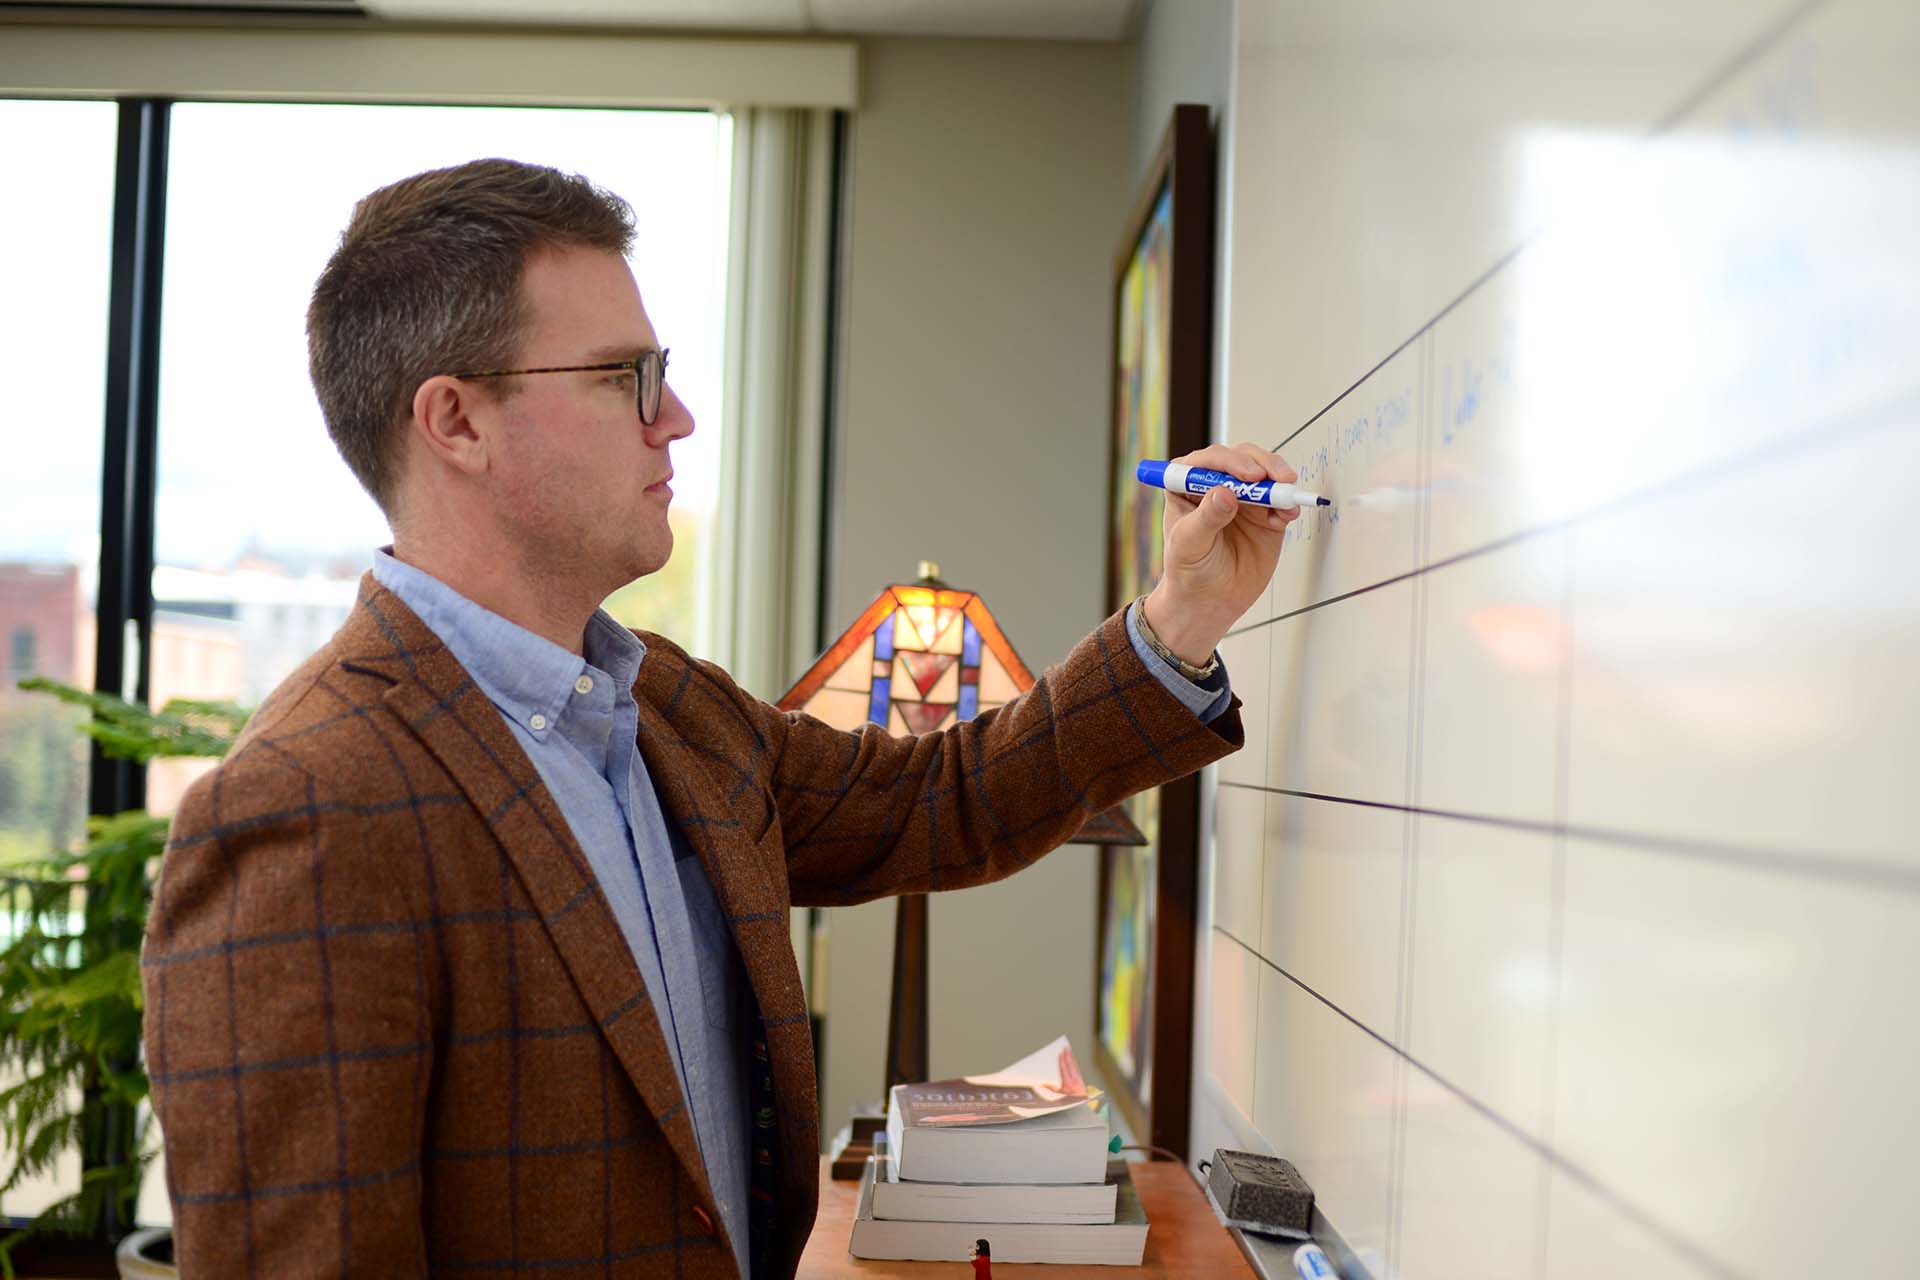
[1098,181,1175,1111]
[1097,105,1212,1156]
[1112,185,1174,613]
[1098,791,1158,1094]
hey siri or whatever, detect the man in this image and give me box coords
[142,159,1301,1277]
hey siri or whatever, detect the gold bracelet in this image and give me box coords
[1133,597,1220,682]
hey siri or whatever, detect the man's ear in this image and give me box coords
[410,374,491,478]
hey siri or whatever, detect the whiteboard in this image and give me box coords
[1200,2,1920,1277]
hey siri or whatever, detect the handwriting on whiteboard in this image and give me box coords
[1283,380,1416,547]
[1439,349,1513,448]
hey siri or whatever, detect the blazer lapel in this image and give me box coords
[339,577,725,1226]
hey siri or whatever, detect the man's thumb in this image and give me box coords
[1175,484,1237,553]
[1199,484,1241,528]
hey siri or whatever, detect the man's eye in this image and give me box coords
[608,372,637,390]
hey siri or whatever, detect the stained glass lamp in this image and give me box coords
[778,563,1144,1175]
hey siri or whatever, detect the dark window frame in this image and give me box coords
[91,98,170,819]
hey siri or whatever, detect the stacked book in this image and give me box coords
[849,1038,1149,1266]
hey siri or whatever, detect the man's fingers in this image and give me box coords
[1175,444,1267,481]
[1163,444,1302,547]
[1172,442,1297,485]
[1175,483,1240,546]
[1205,483,1239,520]
[1240,502,1297,531]
[1241,440,1298,485]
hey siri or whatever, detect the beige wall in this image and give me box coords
[820,35,1134,1144]
[1133,0,1232,183]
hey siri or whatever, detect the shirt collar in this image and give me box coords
[371,547,645,741]
[583,608,646,696]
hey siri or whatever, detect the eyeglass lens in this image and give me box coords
[639,349,666,426]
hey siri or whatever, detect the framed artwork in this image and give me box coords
[1096,103,1215,1160]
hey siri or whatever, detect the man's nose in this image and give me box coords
[648,382,695,444]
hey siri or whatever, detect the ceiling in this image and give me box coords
[0,0,1145,40]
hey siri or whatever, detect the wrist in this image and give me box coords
[1141,588,1222,669]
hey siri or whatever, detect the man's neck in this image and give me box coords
[388,536,595,657]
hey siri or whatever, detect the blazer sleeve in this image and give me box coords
[767,607,1243,907]
[143,746,435,1277]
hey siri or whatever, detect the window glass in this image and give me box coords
[0,96,116,1222]
[151,103,732,816]
[0,99,115,867]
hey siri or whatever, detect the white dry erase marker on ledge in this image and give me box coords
[1136,459,1331,510]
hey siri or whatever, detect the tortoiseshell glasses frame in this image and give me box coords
[447,348,669,425]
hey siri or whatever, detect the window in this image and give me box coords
[0,99,115,870]
[8,628,36,680]
[0,93,752,1229]
[147,103,732,815]
[0,96,116,1223]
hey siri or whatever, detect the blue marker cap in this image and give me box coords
[1136,458,1170,488]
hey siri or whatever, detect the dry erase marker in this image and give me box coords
[1293,1243,1337,1279]
[1136,459,1331,510]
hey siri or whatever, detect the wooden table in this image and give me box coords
[798,1157,1257,1278]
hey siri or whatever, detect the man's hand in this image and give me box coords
[1141,442,1299,665]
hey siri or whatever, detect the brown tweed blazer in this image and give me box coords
[142,574,1241,1278]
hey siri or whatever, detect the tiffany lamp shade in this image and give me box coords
[777,564,1144,1175]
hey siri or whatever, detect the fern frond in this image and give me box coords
[14,678,247,762]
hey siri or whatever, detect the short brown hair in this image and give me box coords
[307,158,635,513]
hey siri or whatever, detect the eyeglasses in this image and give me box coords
[448,348,670,425]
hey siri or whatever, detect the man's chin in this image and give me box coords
[624,537,672,584]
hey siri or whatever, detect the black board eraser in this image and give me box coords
[1206,1148,1314,1239]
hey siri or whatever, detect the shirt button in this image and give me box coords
[529,712,549,731]
[574,674,594,695]
[692,1204,717,1236]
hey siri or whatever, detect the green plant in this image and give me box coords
[0,678,247,1276]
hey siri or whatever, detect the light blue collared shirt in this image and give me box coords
[374,549,752,1276]
[372,548,1226,1277]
